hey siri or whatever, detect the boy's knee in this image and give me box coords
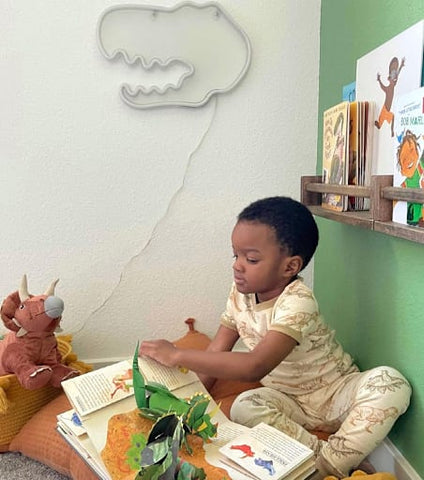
[230,388,256,424]
[230,387,274,425]
[363,366,412,413]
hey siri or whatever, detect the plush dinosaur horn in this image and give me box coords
[19,274,30,302]
[44,278,59,296]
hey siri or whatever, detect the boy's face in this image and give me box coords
[231,220,298,302]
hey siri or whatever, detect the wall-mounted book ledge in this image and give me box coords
[301,175,424,244]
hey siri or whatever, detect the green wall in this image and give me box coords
[317,1,424,476]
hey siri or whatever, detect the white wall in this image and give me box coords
[0,0,321,362]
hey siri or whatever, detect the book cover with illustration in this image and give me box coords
[392,86,424,227]
[322,101,350,211]
[356,20,424,175]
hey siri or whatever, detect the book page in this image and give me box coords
[219,422,313,480]
[83,379,215,454]
[249,423,313,464]
[204,420,253,480]
[62,360,133,417]
[210,419,250,447]
[138,355,198,390]
[82,395,137,452]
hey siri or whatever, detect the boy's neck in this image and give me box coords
[255,275,299,303]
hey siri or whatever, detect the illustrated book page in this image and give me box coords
[60,356,202,466]
[61,360,134,417]
[217,422,315,480]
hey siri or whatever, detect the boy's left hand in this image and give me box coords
[139,339,178,367]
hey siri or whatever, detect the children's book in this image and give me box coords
[217,422,315,480]
[342,81,356,102]
[322,101,350,211]
[59,358,316,480]
[392,86,424,227]
[60,356,199,452]
[356,20,424,175]
[59,356,203,479]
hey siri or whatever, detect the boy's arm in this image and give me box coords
[197,325,240,390]
[139,328,297,383]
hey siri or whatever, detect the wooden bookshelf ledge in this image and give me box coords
[301,175,424,244]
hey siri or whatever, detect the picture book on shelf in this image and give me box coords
[348,101,359,210]
[357,101,375,210]
[342,81,356,102]
[356,20,424,175]
[392,86,424,227]
[218,422,315,480]
[322,99,375,212]
[322,101,350,211]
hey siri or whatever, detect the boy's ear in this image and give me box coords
[282,255,303,277]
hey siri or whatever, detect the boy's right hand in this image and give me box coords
[139,339,178,368]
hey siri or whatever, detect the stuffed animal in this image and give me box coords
[0,275,79,390]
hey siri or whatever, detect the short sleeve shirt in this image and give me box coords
[220,278,358,395]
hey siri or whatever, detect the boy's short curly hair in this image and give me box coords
[237,196,319,270]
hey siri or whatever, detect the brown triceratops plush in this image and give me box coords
[0,275,79,389]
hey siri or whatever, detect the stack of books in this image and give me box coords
[321,100,374,212]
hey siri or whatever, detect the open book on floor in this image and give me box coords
[58,357,316,480]
[58,356,201,479]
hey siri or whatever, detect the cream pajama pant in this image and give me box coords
[230,366,411,477]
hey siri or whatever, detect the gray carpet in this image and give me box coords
[0,452,69,479]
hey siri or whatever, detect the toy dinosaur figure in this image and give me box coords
[0,275,79,389]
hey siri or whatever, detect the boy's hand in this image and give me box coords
[139,339,178,368]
